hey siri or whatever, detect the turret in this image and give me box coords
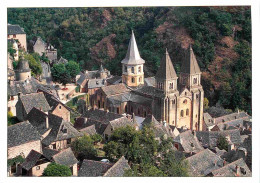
[15,54,31,81]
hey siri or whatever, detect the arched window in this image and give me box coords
[196,94,199,99]
[193,78,197,84]
[138,66,141,73]
[131,67,134,74]
[186,109,189,116]
[132,77,135,83]
[172,100,175,107]
[181,110,184,117]
[139,77,141,82]
[183,99,187,104]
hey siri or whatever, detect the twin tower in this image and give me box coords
[121,31,204,131]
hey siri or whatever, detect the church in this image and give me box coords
[92,31,204,131]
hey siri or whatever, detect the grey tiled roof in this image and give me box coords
[121,31,145,65]
[203,113,214,127]
[175,130,204,153]
[103,156,130,177]
[78,159,113,177]
[8,121,41,148]
[76,74,87,87]
[21,150,49,171]
[214,112,249,124]
[101,83,130,96]
[55,57,68,65]
[19,92,51,114]
[142,114,160,126]
[133,85,164,98]
[181,46,201,75]
[8,78,39,96]
[155,49,177,80]
[107,92,131,105]
[52,147,78,167]
[195,129,242,148]
[42,113,82,146]
[186,149,224,176]
[110,117,135,130]
[16,59,31,72]
[8,24,26,35]
[144,77,155,87]
[88,79,106,89]
[106,75,122,85]
[79,125,97,135]
[212,158,251,177]
[42,147,59,160]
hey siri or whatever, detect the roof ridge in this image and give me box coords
[103,156,125,176]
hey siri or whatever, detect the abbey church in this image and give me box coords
[92,31,204,131]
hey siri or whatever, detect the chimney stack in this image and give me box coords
[235,165,240,176]
[163,121,167,127]
[45,115,49,129]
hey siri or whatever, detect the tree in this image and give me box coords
[42,163,72,176]
[8,42,16,58]
[90,134,103,144]
[24,53,42,77]
[217,135,229,151]
[71,135,97,160]
[51,63,66,82]
[204,97,209,109]
[60,72,71,88]
[65,61,80,81]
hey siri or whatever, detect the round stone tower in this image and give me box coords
[15,56,31,81]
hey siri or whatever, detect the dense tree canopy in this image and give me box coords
[42,163,72,176]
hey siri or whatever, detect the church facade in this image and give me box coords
[92,31,204,131]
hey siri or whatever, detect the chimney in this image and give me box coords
[223,159,226,166]
[45,115,49,129]
[163,121,167,127]
[235,165,240,176]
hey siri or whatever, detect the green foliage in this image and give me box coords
[41,53,50,63]
[60,72,71,87]
[90,134,103,144]
[65,61,80,80]
[51,64,66,82]
[24,53,42,77]
[7,111,19,126]
[8,42,16,58]
[71,135,97,160]
[42,163,72,176]
[7,155,25,166]
[204,97,209,109]
[217,135,229,151]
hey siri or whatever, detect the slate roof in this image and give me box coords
[103,156,130,177]
[8,24,26,35]
[21,150,49,171]
[214,111,249,124]
[144,77,156,87]
[186,149,224,176]
[174,130,204,153]
[156,49,177,80]
[195,129,242,148]
[181,46,201,75]
[88,79,106,89]
[78,159,113,177]
[107,92,131,106]
[110,117,135,130]
[18,92,51,114]
[101,83,130,96]
[203,113,214,127]
[212,158,251,177]
[8,121,41,148]
[52,148,78,167]
[8,78,38,96]
[106,75,122,85]
[121,31,145,65]
[79,125,97,135]
[16,59,31,72]
[42,113,82,146]
[76,74,87,87]
[133,85,164,98]
[42,147,59,160]
[142,114,160,126]
[55,57,68,65]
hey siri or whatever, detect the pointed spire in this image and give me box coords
[181,45,201,74]
[121,31,145,65]
[155,48,177,80]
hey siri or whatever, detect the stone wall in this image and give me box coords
[8,34,27,51]
[52,104,70,122]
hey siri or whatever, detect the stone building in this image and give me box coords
[92,31,204,131]
[7,24,27,51]
[15,56,31,81]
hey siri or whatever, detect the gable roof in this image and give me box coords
[79,124,97,135]
[214,111,249,124]
[144,77,156,87]
[106,75,122,85]
[27,107,49,135]
[155,49,177,80]
[195,129,241,148]
[142,114,160,126]
[42,113,82,146]
[8,24,26,35]
[18,92,51,114]
[76,74,87,87]
[212,158,251,177]
[101,83,130,96]
[110,117,135,130]
[181,46,201,75]
[186,149,224,176]
[103,156,130,177]
[78,159,113,177]
[52,148,78,167]
[121,31,145,65]
[42,147,59,160]
[174,130,204,153]
[21,150,49,171]
[8,121,41,148]
[88,79,106,89]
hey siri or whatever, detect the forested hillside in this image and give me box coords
[7,7,251,114]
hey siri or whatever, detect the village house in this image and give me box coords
[8,121,42,174]
[91,31,204,131]
[19,150,51,176]
[51,147,78,176]
[7,24,27,51]
[78,156,130,177]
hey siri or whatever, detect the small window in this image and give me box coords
[144,111,147,117]
[138,66,141,73]
[138,108,140,115]
[174,143,179,150]
[8,35,10,38]
[13,34,16,38]
[183,99,187,104]
[139,77,141,82]
[196,94,199,99]
[172,100,175,107]
[186,109,189,116]
[117,107,120,114]
[193,78,197,84]
[36,166,40,170]
[124,66,127,72]
[132,77,135,83]
[131,67,134,74]
[63,129,67,134]
[181,110,184,117]
[59,106,62,109]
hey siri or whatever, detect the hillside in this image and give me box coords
[7,7,251,114]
